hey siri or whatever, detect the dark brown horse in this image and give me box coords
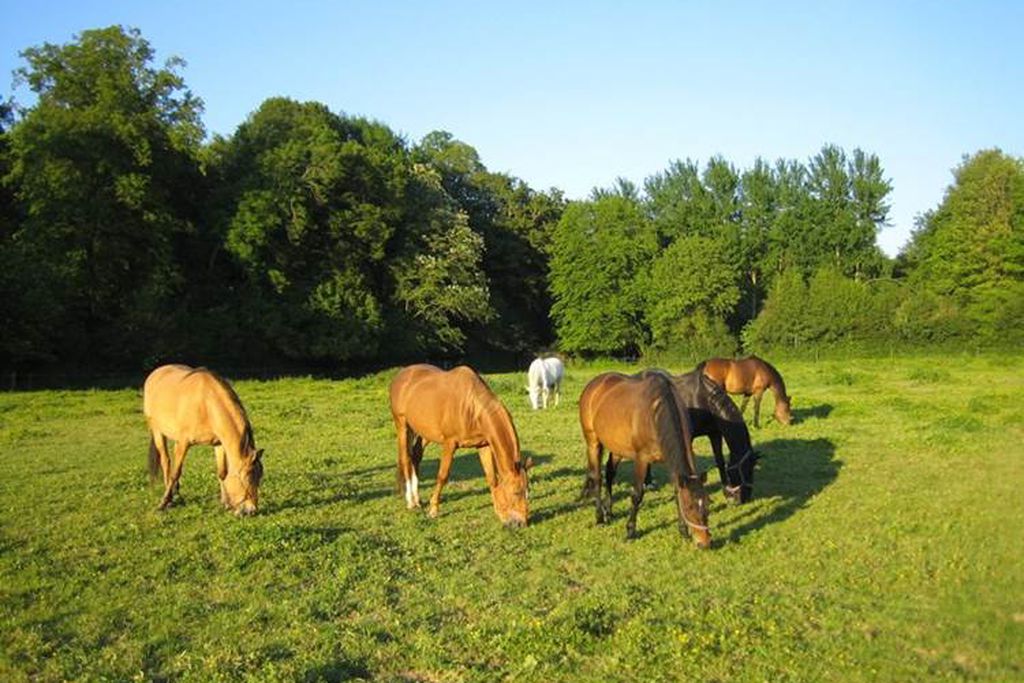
[143,364,264,515]
[700,356,792,427]
[671,370,759,503]
[578,370,711,548]
[389,364,531,528]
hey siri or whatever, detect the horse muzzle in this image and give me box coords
[503,514,526,530]
[235,501,258,517]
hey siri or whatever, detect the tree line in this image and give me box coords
[1,27,1021,373]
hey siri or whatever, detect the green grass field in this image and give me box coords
[1,354,1022,682]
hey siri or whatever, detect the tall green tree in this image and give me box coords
[549,196,655,354]
[3,26,204,365]
[903,149,1024,341]
[414,131,563,352]
[212,101,494,361]
[737,158,776,320]
[640,234,740,357]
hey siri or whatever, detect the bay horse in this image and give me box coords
[143,364,264,515]
[699,356,792,427]
[389,364,531,528]
[527,356,564,410]
[578,370,711,548]
[671,370,759,503]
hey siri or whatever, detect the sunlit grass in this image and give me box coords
[1,354,1022,681]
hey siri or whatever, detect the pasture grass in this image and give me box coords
[1,354,1022,681]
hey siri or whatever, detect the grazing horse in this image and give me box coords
[389,364,531,528]
[578,370,711,548]
[143,364,264,515]
[671,370,759,503]
[699,356,792,427]
[527,356,565,410]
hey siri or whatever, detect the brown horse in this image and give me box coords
[700,356,792,427]
[389,364,531,528]
[143,364,264,515]
[578,370,711,548]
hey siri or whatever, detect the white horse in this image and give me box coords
[527,357,564,410]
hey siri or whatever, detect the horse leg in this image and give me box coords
[585,438,609,524]
[541,384,549,410]
[215,445,230,508]
[159,441,190,510]
[739,394,750,415]
[150,430,171,488]
[709,433,727,491]
[429,440,456,518]
[410,434,424,509]
[627,460,649,539]
[395,419,419,509]
[604,454,619,516]
[752,390,764,428]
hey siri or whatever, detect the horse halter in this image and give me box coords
[725,448,755,496]
[680,475,711,533]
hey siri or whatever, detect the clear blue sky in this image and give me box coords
[3,1,1022,256]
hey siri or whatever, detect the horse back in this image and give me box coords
[144,364,249,446]
[579,371,682,460]
[542,357,564,384]
[390,364,494,445]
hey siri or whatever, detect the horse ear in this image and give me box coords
[255,448,264,461]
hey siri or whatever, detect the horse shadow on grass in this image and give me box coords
[272,451,557,516]
[791,403,834,424]
[721,437,840,544]
[586,437,840,545]
[413,450,556,508]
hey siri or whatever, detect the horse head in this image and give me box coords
[725,449,759,505]
[678,471,712,549]
[775,396,793,425]
[493,456,532,528]
[220,447,264,516]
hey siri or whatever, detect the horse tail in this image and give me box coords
[148,435,161,481]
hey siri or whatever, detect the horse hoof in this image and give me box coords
[626,528,638,540]
[428,506,439,519]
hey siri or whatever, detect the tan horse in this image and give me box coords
[700,356,792,427]
[578,370,711,548]
[389,364,531,528]
[143,364,264,515]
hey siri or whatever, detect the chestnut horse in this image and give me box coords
[143,364,264,515]
[389,364,531,528]
[699,356,792,427]
[578,370,711,548]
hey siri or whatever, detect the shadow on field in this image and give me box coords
[586,438,841,543]
[723,437,840,543]
[791,403,834,423]
[303,658,373,682]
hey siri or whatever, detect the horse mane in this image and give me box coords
[186,367,255,451]
[754,356,788,399]
[699,374,752,454]
[645,372,698,481]
[699,373,742,423]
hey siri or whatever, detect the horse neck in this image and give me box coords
[650,382,699,482]
[478,399,520,476]
[764,363,788,400]
[700,377,751,453]
[207,381,254,458]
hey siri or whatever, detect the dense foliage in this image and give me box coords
[1,26,1021,372]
